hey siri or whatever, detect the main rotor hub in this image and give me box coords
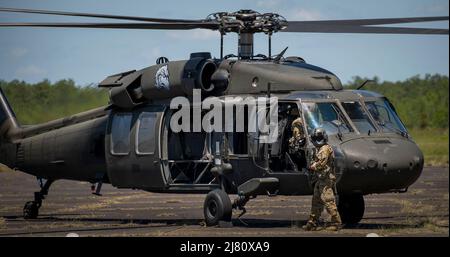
[207,10,287,59]
[206,9,287,34]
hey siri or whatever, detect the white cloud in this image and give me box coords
[257,0,283,9]
[286,8,323,21]
[151,47,161,57]
[166,29,219,40]
[10,47,29,58]
[15,65,47,77]
[421,3,450,15]
[142,47,162,63]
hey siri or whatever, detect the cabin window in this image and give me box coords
[111,113,132,155]
[136,112,157,155]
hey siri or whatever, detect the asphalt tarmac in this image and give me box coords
[0,167,448,237]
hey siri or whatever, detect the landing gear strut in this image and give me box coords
[337,194,365,225]
[23,179,54,219]
[232,194,250,218]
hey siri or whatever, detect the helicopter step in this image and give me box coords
[236,177,279,198]
[23,178,54,219]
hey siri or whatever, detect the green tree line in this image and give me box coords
[1,74,449,129]
[1,79,109,125]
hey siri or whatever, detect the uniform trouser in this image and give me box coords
[309,179,342,225]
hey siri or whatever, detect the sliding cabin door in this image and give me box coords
[105,106,166,189]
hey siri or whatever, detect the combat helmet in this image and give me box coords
[311,127,328,147]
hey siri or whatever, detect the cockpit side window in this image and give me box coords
[341,101,376,134]
[365,99,407,133]
[301,102,353,136]
[111,113,132,155]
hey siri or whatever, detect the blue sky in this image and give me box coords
[0,0,448,85]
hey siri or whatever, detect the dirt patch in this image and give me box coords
[0,164,12,173]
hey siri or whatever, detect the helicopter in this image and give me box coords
[0,7,448,226]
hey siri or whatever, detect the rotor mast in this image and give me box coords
[236,10,256,59]
[238,32,254,59]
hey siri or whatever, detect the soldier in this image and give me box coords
[303,128,342,231]
[288,115,306,154]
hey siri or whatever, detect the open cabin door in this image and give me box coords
[160,108,218,192]
[105,106,167,189]
[267,101,311,173]
[263,101,314,195]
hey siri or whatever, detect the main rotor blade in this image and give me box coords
[287,16,449,26]
[283,25,448,34]
[0,7,203,23]
[0,22,220,30]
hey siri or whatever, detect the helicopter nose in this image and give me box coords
[337,137,424,194]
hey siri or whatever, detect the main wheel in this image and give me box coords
[23,201,39,219]
[337,194,365,225]
[203,189,232,226]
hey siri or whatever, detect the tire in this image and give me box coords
[23,201,39,219]
[203,189,232,226]
[337,194,365,225]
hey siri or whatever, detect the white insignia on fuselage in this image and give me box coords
[155,65,170,90]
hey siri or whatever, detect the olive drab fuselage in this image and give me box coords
[0,56,424,197]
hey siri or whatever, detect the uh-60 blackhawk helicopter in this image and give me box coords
[0,7,448,226]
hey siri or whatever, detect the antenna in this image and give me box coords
[357,79,375,90]
[273,47,288,63]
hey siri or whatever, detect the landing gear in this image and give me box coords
[23,179,54,219]
[232,194,250,218]
[23,201,39,219]
[337,194,365,225]
[203,189,232,226]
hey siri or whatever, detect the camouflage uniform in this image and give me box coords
[306,144,342,230]
[288,117,305,153]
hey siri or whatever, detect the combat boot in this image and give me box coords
[325,223,342,231]
[302,220,318,231]
[327,213,342,231]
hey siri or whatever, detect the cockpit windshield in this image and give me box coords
[365,99,407,133]
[301,102,353,136]
[340,101,376,134]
